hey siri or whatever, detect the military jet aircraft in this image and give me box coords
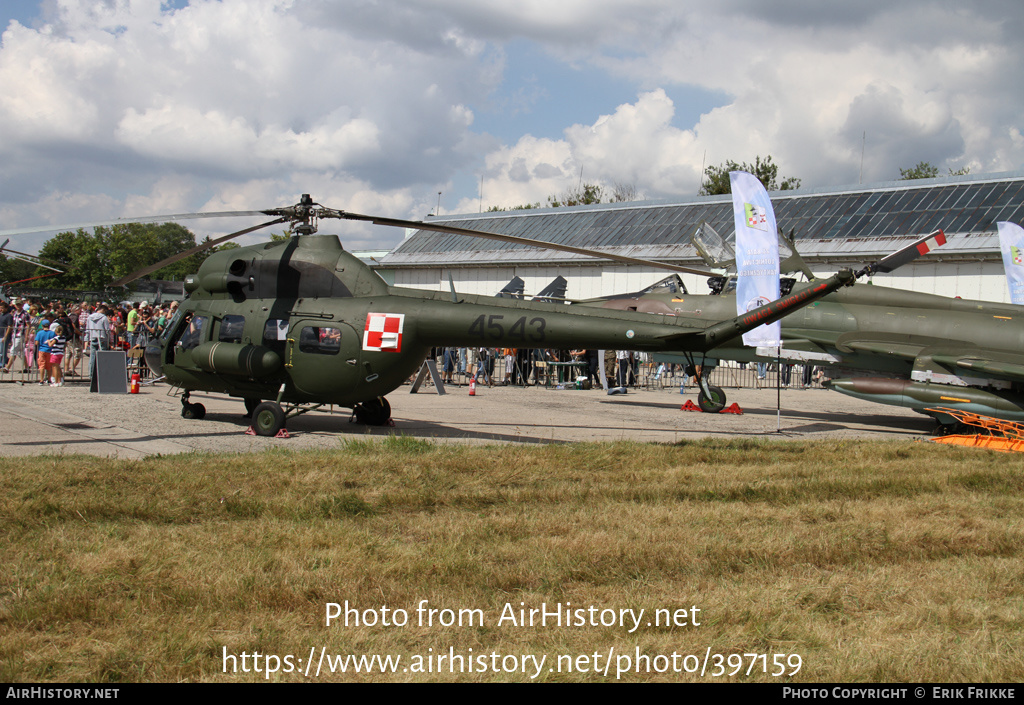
[583,228,1024,429]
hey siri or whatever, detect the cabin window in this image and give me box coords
[178,315,207,350]
[299,326,342,355]
[219,315,245,343]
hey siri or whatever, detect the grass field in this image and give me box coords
[2,437,1022,682]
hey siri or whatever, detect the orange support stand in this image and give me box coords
[926,407,1024,453]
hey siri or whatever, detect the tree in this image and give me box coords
[484,180,640,212]
[106,222,203,283]
[699,155,801,195]
[34,222,205,290]
[35,228,106,290]
[486,203,541,212]
[898,162,972,180]
[547,182,604,208]
[610,182,642,203]
[0,253,37,285]
[898,161,940,180]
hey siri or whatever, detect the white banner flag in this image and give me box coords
[731,171,781,347]
[997,222,1024,305]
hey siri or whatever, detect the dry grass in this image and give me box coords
[1,437,1022,682]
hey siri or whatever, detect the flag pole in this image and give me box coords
[776,347,782,433]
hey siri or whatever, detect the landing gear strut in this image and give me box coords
[683,353,726,413]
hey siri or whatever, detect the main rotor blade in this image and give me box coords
[0,244,68,268]
[871,229,946,274]
[334,212,714,277]
[0,210,277,240]
[3,253,63,272]
[108,217,287,287]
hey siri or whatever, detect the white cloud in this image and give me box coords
[472,90,702,211]
[115,105,382,174]
[0,0,1021,255]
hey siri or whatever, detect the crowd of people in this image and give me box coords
[432,347,664,389]
[428,346,824,392]
[0,297,178,388]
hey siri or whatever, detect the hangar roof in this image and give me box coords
[379,170,1024,268]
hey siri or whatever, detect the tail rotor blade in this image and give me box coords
[865,229,946,276]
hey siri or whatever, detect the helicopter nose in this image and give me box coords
[144,343,164,377]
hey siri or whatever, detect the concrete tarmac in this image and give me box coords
[0,375,937,459]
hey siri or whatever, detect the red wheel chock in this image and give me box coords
[244,427,291,437]
[680,400,744,414]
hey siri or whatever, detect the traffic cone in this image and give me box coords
[130,372,141,394]
[469,376,476,396]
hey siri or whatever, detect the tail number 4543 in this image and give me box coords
[468,315,547,343]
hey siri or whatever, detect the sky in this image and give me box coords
[1,0,1022,254]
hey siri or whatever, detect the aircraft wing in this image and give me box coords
[782,328,845,349]
[837,331,1024,384]
[930,351,1024,383]
[834,331,954,360]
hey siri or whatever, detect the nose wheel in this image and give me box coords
[697,384,727,413]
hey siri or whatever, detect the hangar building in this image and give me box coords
[376,170,1024,303]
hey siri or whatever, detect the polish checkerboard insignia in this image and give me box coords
[363,313,405,352]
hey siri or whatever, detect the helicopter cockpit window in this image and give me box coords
[219,315,245,344]
[178,315,207,351]
[161,309,183,341]
[299,326,342,355]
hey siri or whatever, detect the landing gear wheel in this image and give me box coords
[354,397,392,426]
[181,402,206,420]
[697,385,727,413]
[252,402,286,437]
[243,397,260,418]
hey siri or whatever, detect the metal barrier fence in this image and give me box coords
[641,360,827,391]
[435,355,827,391]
